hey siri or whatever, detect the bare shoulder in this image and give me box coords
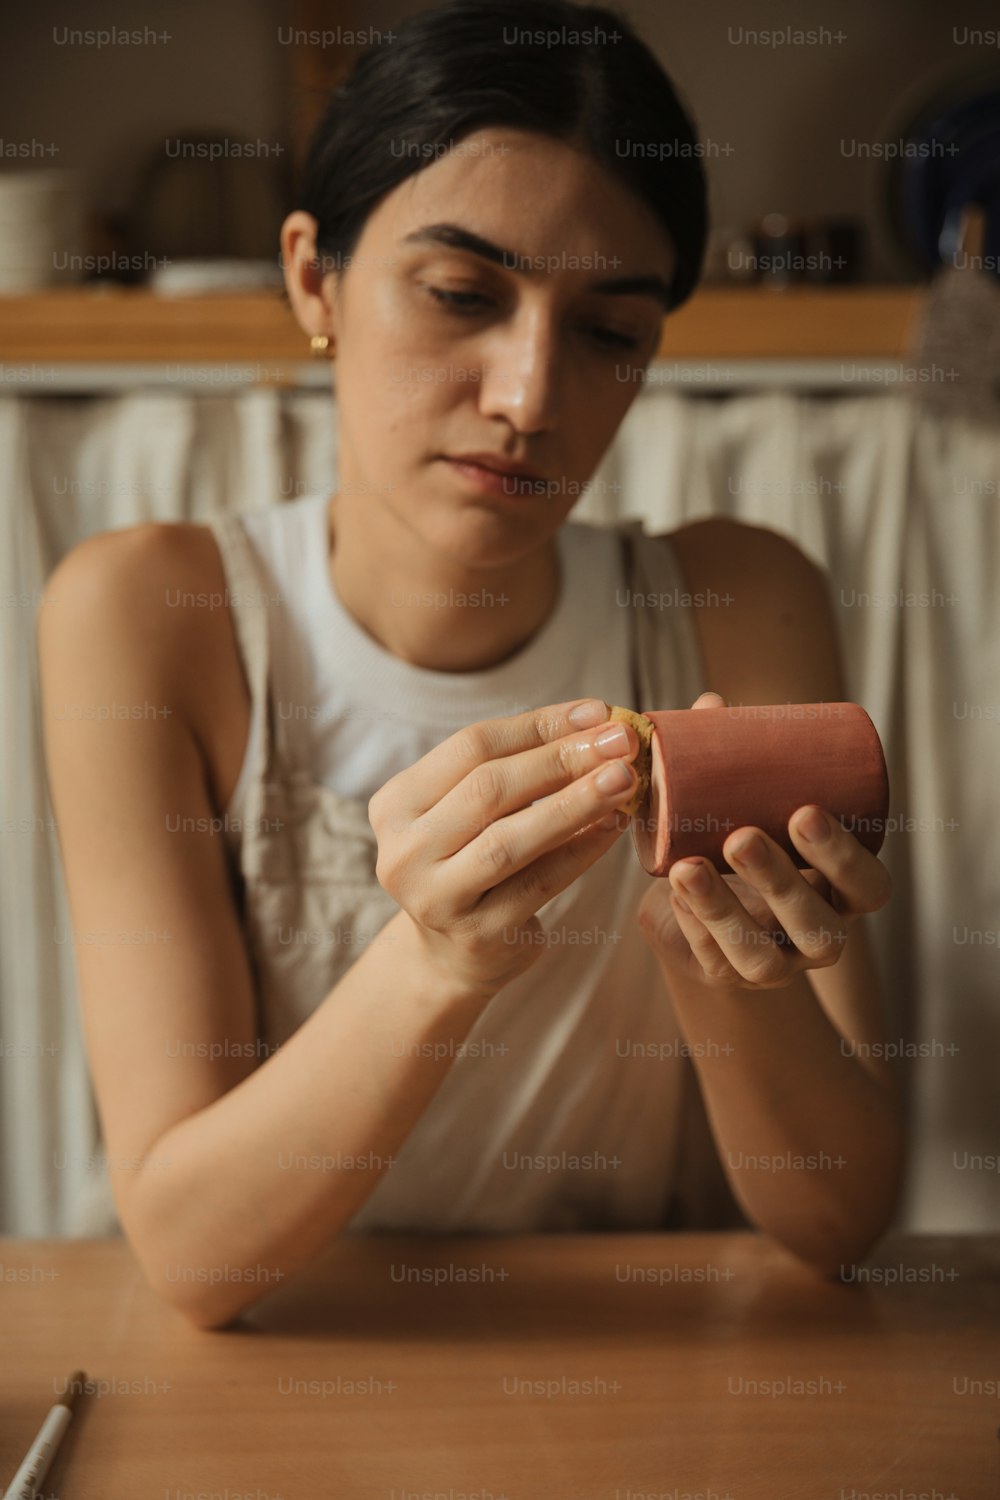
[665,517,845,704]
[40,517,227,628]
[38,519,247,806]
[667,515,822,592]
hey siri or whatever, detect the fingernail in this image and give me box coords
[594,723,631,755]
[675,862,710,897]
[596,761,632,794]
[569,699,607,728]
[797,807,829,843]
[729,833,765,869]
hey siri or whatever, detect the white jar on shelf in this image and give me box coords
[0,168,86,291]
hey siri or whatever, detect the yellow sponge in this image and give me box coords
[604,703,654,816]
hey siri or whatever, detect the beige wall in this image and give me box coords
[626,0,1000,279]
[2,0,999,278]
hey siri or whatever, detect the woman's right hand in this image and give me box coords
[367,698,640,997]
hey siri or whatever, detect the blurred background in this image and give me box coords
[2,0,999,1238]
[4,0,1000,285]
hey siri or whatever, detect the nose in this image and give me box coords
[476,305,562,435]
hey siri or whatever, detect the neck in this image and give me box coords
[325,493,562,673]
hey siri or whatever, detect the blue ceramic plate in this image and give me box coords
[886,77,1000,278]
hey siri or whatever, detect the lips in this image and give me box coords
[445,453,544,484]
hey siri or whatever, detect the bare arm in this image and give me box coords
[38,525,639,1327]
[648,520,905,1273]
[122,910,498,1329]
[652,953,904,1275]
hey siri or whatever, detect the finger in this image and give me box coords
[434,752,639,912]
[670,856,809,986]
[720,827,850,969]
[413,717,640,861]
[472,800,630,932]
[381,698,614,820]
[691,691,726,710]
[671,860,779,981]
[669,888,744,983]
[717,873,800,949]
[786,806,892,916]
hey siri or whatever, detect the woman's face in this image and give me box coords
[286,127,676,566]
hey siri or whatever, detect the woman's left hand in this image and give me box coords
[636,692,892,990]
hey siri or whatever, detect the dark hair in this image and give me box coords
[296,0,707,313]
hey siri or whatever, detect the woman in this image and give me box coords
[38,0,903,1328]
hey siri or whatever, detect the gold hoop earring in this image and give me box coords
[310,334,335,358]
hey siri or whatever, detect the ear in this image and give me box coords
[279,210,341,343]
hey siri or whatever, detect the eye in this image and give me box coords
[426,286,493,313]
[427,284,643,351]
[588,326,641,351]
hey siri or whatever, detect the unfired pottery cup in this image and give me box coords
[630,702,890,876]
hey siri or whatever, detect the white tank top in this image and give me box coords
[224,492,632,829]
[202,492,736,1233]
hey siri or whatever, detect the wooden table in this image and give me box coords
[2,1231,998,1499]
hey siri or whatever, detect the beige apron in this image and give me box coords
[196,509,746,1235]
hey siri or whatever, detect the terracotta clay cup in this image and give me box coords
[630,702,890,877]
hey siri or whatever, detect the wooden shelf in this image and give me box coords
[0,285,925,368]
[661,286,924,360]
[0,288,303,369]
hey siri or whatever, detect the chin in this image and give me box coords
[422,505,552,568]
[434,519,548,570]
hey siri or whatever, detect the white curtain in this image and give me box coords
[2,384,997,1235]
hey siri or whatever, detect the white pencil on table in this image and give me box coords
[2,1370,85,1500]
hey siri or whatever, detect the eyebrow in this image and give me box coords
[400,222,673,311]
